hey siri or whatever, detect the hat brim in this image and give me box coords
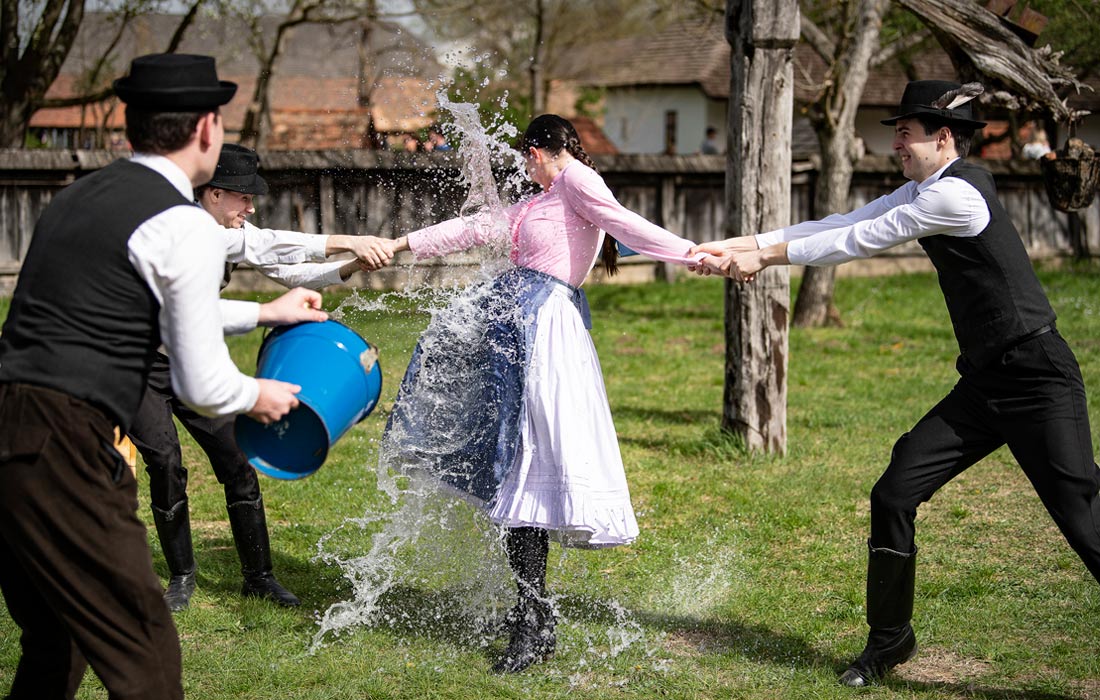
[204,172,269,196]
[114,79,237,110]
[881,108,986,130]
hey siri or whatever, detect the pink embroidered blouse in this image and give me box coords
[406,161,702,288]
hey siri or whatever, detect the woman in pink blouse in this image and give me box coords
[381,115,714,673]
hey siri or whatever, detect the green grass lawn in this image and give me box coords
[2,264,1099,699]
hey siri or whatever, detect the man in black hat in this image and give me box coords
[133,142,388,612]
[0,53,328,699]
[692,79,1100,686]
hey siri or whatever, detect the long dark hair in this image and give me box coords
[522,114,618,276]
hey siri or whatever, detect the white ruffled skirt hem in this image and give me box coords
[486,286,639,548]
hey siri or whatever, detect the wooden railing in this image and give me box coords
[1,149,1095,294]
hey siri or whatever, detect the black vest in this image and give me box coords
[0,159,191,429]
[918,160,1055,367]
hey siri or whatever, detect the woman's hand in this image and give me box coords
[689,236,760,258]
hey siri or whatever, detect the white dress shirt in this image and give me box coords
[218,220,331,332]
[255,260,348,290]
[126,154,259,416]
[756,158,991,266]
[225,219,327,266]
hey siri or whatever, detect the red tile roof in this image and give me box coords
[570,115,618,156]
[29,12,444,147]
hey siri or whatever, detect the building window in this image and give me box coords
[664,111,677,155]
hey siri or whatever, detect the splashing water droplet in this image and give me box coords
[312,88,662,675]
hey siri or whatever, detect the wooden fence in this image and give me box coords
[1,149,1096,294]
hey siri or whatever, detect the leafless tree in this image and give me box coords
[1,0,208,148]
[790,0,1089,327]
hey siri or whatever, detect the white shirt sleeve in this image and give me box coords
[753,159,991,268]
[223,220,328,266]
[754,182,919,248]
[129,204,259,416]
[219,299,262,335]
[253,259,349,290]
[785,175,989,266]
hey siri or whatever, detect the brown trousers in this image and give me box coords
[0,383,183,700]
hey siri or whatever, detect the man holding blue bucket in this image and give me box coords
[0,54,326,700]
[129,142,392,612]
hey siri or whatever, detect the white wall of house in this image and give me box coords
[858,109,896,155]
[604,85,727,154]
[705,98,729,153]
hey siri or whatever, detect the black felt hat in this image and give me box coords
[114,54,237,110]
[881,80,987,129]
[205,144,269,195]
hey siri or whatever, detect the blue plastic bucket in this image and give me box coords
[234,320,382,479]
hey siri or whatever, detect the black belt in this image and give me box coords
[963,323,1054,370]
[1017,323,1054,344]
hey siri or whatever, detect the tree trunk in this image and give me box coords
[0,95,33,147]
[239,45,283,149]
[0,0,85,147]
[357,15,382,149]
[723,0,797,454]
[791,130,852,327]
[530,0,546,115]
[791,0,888,328]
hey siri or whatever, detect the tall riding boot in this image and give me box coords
[839,542,918,687]
[226,497,300,607]
[151,499,197,612]
[492,527,555,674]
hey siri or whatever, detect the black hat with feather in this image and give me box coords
[881,80,987,129]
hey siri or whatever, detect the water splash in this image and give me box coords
[313,88,665,676]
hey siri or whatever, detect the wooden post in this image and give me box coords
[722,0,797,453]
[319,174,338,234]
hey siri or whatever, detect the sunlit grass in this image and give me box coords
[1,262,1098,699]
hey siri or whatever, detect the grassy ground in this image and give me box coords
[1,264,1099,699]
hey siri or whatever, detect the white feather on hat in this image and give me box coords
[931,82,985,111]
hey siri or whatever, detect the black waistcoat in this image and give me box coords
[917,160,1055,367]
[0,159,191,429]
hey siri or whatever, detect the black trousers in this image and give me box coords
[870,329,1100,584]
[129,354,259,511]
[0,383,183,700]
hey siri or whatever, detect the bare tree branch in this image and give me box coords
[165,0,206,54]
[800,14,835,62]
[895,0,1087,123]
[870,26,930,66]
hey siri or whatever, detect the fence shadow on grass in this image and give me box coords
[884,678,1083,700]
[553,593,843,672]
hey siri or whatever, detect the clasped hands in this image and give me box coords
[687,237,765,282]
[326,234,405,272]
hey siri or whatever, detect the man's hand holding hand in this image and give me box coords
[689,236,760,258]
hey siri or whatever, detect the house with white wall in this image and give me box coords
[552,16,1099,160]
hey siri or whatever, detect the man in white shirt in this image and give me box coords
[693,80,1100,687]
[133,143,391,612]
[0,54,326,699]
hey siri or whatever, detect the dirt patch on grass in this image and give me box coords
[1076,679,1100,700]
[663,628,728,655]
[894,646,992,684]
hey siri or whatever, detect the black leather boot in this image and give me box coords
[151,499,197,612]
[492,527,555,674]
[226,497,300,607]
[839,542,918,687]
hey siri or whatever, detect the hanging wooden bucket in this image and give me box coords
[1040,138,1100,212]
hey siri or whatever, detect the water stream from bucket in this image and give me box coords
[309,90,706,680]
